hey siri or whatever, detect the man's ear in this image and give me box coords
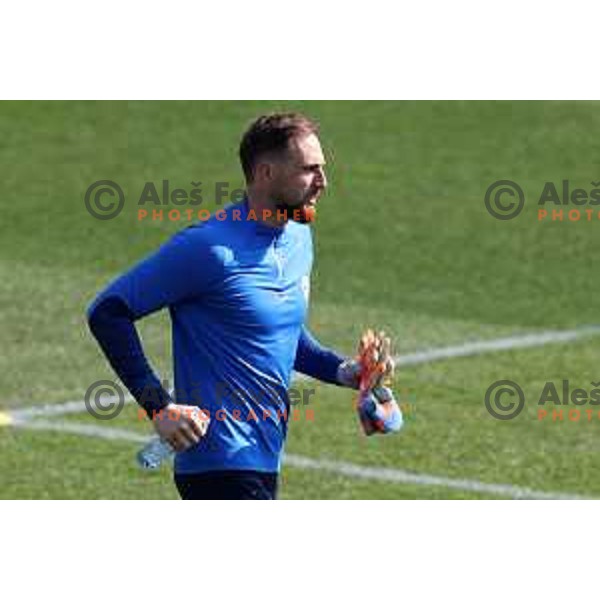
[255,160,275,183]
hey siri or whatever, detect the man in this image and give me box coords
[87,112,397,500]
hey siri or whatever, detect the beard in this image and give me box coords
[273,188,318,224]
[274,202,316,224]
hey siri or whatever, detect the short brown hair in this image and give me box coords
[239,112,319,182]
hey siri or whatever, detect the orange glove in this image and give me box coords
[355,329,403,435]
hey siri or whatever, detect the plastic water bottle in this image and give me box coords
[136,436,174,470]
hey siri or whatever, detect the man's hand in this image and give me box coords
[354,329,402,435]
[357,329,395,391]
[357,386,403,435]
[152,403,210,452]
[338,330,395,389]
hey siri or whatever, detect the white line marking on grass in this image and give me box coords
[11,419,587,499]
[292,325,600,378]
[393,325,600,367]
[8,399,130,422]
[16,419,149,443]
[283,455,587,500]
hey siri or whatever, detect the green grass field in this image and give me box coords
[2,100,600,499]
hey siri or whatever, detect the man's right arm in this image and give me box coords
[87,295,172,417]
[86,227,223,444]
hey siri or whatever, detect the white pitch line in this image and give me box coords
[290,325,600,378]
[394,325,600,367]
[9,399,121,422]
[283,455,587,500]
[11,419,587,499]
[17,419,149,443]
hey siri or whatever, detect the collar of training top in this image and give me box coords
[240,196,290,237]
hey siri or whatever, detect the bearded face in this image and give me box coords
[268,133,327,224]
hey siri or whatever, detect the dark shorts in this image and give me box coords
[174,469,278,500]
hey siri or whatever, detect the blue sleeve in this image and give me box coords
[294,326,345,385]
[89,226,224,319]
[87,226,224,417]
[87,296,171,417]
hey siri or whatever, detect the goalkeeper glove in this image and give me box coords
[354,329,402,436]
[357,386,403,435]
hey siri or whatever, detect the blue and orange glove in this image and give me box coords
[354,329,403,436]
[357,386,403,435]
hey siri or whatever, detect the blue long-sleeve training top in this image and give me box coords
[87,198,344,474]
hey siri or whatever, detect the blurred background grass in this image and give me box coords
[1,101,599,498]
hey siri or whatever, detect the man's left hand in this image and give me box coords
[357,386,403,435]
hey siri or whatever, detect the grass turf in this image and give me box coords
[1,100,599,498]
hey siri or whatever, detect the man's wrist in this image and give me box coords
[337,359,361,389]
[137,385,173,419]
